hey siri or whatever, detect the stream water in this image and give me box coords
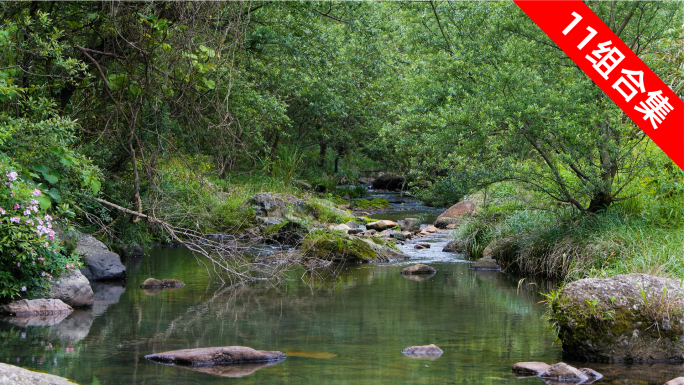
[1,193,683,384]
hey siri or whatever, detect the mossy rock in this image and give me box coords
[264,219,309,246]
[549,274,684,363]
[302,230,407,263]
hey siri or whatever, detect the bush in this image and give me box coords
[0,162,80,302]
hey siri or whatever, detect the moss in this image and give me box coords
[307,199,355,224]
[353,198,389,209]
[264,219,308,246]
[302,230,378,262]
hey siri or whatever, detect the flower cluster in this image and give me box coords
[0,162,80,300]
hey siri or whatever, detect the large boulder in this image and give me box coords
[48,269,94,307]
[247,193,305,218]
[145,346,285,366]
[371,173,406,190]
[401,264,436,275]
[264,220,309,246]
[0,299,73,317]
[366,220,398,231]
[512,362,551,375]
[0,363,77,385]
[74,233,126,281]
[303,231,408,263]
[471,257,501,271]
[442,240,465,253]
[550,274,684,363]
[400,218,421,233]
[434,200,476,228]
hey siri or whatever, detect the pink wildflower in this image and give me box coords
[39,257,45,261]
[32,189,41,197]
[10,217,20,223]
[41,272,45,276]
[23,209,30,216]
[21,286,26,292]
[0,208,4,215]
[13,204,19,210]
[6,171,17,181]
[16,262,20,267]
[30,199,38,205]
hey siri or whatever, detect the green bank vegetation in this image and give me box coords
[0,2,683,298]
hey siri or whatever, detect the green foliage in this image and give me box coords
[0,161,80,302]
[302,229,377,262]
[307,199,355,224]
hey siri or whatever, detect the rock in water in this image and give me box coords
[73,233,126,281]
[442,240,464,253]
[512,362,551,375]
[540,363,589,383]
[48,269,94,307]
[401,264,436,275]
[0,363,78,384]
[140,278,164,288]
[401,344,443,358]
[145,346,285,366]
[366,220,398,231]
[551,273,684,363]
[371,173,406,190]
[414,243,430,250]
[666,378,684,385]
[0,299,73,317]
[580,368,603,381]
[471,257,501,271]
[162,278,185,287]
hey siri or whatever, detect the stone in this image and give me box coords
[414,243,430,249]
[360,229,377,237]
[400,344,443,358]
[580,368,603,381]
[140,278,164,288]
[0,299,73,317]
[442,240,464,253]
[666,378,684,385]
[401,231,413,240]
[434,217,464,229]
[358,177,374,185]
[145,346,286,366]
[390,231,406,241]
[265,220,307,246]
[423,225,440,233]
[348,228,363,235]
[345,220,360,229]
[328,224,351,233]
[48,269,94,307]
[400,218,421,232]
[552,274,684,363]
[512,362,551,375]
[0,363,77,384]
[540,363,589,383]
[434,200,476,227]
[247,192,306,218]
[366,220,398,231]
[371,173,406,190]
[303,231,408,263]
[471,257,501,271]
[75,233,126,281]
[292,179,312,190]
[162,278,185,287]
[401,264,436,275]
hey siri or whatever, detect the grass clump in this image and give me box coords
[353,198,389,210]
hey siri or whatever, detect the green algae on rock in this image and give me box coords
[548,274,684,363]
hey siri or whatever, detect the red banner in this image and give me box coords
[514,0,684,170]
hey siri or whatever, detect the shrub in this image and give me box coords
[0,162,80,302]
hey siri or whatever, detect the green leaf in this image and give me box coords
[44,170,60,184]
[36,195,51,210]
[90,179,101,195]
[46,188,62,203]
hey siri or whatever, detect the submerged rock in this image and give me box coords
[140,278,164,288]
[145,346,285,366]
[442,240,465,253]
[551,274,684,363]
[471,257,501,271]
[401,264,436,275]
[140,278,185,289]
[48,269,94,307]
[162,278,185,287]
[0,299,73,317]
[512,362,551,375]
[0,363,77,384]
[401,344,443,358]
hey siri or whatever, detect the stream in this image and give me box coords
[1,192,683,384]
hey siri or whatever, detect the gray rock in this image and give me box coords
[92,282,126,317]
[248,193,305,218]
[434,217,464,229]
[371,173,406,190]
[552,274,684,363]
[348,228,363,235]
[414,243,430,250]
[0,363,77,384]
[471,257,501,271]
[145,346,286,366]
[401,264,436,275]
[400,344,443,358]
[0,299,73,317]
[256,216,284,227]
[540,363,589,383]
[512,362,551,375]
[74,233,126,281]
[442,240,464,253]
[666,378,684,385]
[328,224,351,233]
[400,218,421,232]
[140,278,164,288]
[48,269,94,307]
[580,368,602,381]
[390,231,406,241]
[345,220,360,229]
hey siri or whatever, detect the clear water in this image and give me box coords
[2,200,684,384]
